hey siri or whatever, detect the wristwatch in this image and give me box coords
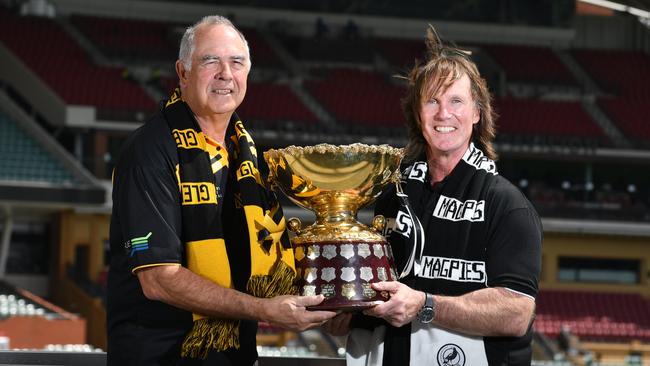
[416,292,435,323]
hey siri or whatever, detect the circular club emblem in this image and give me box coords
[437,343,465,366]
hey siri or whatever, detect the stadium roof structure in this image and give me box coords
[580,0,650,17]
[619,0,650,11]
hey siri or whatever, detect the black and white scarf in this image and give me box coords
[347,142,498,366]
[390,142,497,280]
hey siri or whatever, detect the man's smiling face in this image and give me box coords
[419,73,480,159]
[177,23,250,119]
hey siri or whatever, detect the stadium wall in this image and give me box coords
[541,232,650,296]
[55,211,108,289]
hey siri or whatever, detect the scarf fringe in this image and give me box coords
[181,318,240,360]
[247,260,298,298]
[180,261,296,360]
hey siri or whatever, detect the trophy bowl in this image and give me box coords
[264,143,403,311]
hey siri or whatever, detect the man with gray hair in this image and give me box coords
[107,15,335,365]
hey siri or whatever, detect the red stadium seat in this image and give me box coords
[535,290,650,342]
[495,97,607,142]
[0,13,157,120]
[485,44,578,86]
[305,68,405,128]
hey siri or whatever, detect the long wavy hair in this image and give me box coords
[402,25,497,162]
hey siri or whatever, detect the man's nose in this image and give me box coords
[435,103,451,119]
[216,62,233,80]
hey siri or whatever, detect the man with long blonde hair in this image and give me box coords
[324,25,542,366]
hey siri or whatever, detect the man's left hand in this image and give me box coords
[363,281,426,327]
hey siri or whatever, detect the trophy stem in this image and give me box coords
[312,199,362,227]
[314,210,358,225]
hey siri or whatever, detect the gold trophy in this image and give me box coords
[264,143,403,311]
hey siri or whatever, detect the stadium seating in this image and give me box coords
[278,34,375,64]
[0,7,648,221]
[0,288,50,319]
[1,4,650,361]
[572,49,650,145]
[598,98,650,145]
[239,81,318,124]
[535,290,650,342]
[304,68,405,130]
[0,280,87,349]
[484,44,578,86]
[70,15,179,61]
[241,27,285,69]
[572,49,650,97]
[375,37,426,69]
[1,9,640,146]
[494,97,608,145]
[0,12,157,121]
[0,112,75,184]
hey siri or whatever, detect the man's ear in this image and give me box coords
[472,104,480,125]
[175,60,187,87]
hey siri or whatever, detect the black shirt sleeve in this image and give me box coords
[486,184,542,298]
[112,125,184,272]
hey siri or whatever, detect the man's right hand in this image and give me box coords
[262,294,337,332]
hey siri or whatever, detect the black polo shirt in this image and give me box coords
[107,111,257,366]
[372,152,542,366]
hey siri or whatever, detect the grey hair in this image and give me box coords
[178,15,251,71]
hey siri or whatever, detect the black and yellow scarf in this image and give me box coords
[162,88,297,359]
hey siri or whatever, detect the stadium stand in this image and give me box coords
[572,49,650,97]
[0,12,157,122]
[0,95,105,205]
[304,68,405,131]
[239,81,319,124]
[536,290,650,343]
[241,27,286,69]
[598,98,650,145]
[375,37,426,69]
[278,34,375,64]
[1,0,650,363]
[0,112,75,184]
[495,97,609,146]
[572,49,650,145]
[0,280,86,349]
[69,14,179,62]
[0,1,647,218]
[484,44,579,86]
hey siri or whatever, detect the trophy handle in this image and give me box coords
[287,217,302,235]
[371,215,386,233]
[393,169,406,195]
